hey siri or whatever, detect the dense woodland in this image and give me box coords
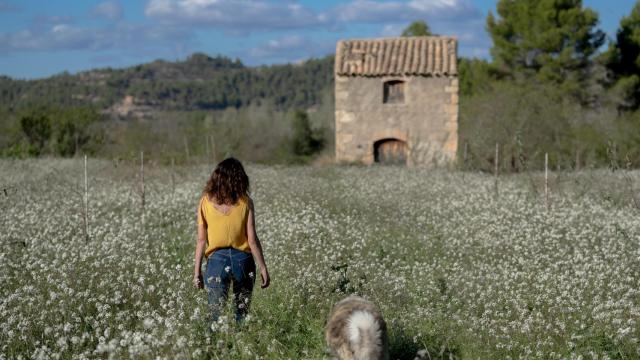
[0,54,333,111]
[3,0,640,169]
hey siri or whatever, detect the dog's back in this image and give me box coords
[325,296,389,360]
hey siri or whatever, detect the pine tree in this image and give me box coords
[487,0,605,99]
[602,1,640,110]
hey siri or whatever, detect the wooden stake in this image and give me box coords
[494,142,499,197]
[141,151,145,226]
[545,152,549,210]
[575,149,580,171]
[463,141,468,169]
[84,155,89,243]
[183,136,190,161]
[171,157,175,196]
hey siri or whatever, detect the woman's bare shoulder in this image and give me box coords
[244,196,254,209]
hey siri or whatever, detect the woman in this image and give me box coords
[193,157,270,324]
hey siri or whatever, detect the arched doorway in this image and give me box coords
[374,138,407,165]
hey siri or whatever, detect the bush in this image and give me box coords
[291,110,324,158]
[459,80,640,171]
[19,110,51,156]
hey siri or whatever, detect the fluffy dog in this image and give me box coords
[325,296,389,360]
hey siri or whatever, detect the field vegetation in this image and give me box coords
[1,159,639,359]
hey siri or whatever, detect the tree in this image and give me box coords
[53,107,102,156]
[291,110,323,157]
[401,20,432,37]
[458,58,497,97]
[20,110,51,155]
[487,0,605,99]
[602,2,640,110]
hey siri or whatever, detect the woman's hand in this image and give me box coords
[260,267,270,289]
[193,272,203,289]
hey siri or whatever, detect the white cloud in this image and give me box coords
[408,0,462,12]
[333,0,476,23]
[90,1,124,21]
[145,0,173,16]
[334,1,405,23]
[249,35,306,58]
[380,24,405,37]
[0,21,192,53]
[145,0,328,31]
[246,34,335,64]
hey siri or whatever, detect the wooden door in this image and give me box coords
[374,139,407,165]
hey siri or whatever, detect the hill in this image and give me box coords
[0,53,335,114]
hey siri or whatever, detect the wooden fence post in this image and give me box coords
[84,155,89,243]
[494,142,499,198]
[141,151,145,226]
[171,157,175,196]
[183,136,190,162]
[463,141,468,170]
[545,152,549,210]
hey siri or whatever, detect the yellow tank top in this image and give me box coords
[197,195,251,257]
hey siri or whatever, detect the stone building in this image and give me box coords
[334,36,459,166]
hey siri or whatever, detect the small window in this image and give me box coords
[383,80,405,104]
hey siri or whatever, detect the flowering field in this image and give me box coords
[1,158,639,359]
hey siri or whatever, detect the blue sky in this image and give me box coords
[0,0,637,79]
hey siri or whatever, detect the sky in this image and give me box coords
[0,0,637,79]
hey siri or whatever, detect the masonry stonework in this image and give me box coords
[334,36,459,166]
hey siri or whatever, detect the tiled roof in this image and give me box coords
[335,36,458,77]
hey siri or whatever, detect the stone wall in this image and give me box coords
[335,75,458,166]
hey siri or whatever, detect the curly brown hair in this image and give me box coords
[203,157,250,205]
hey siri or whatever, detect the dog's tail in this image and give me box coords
[347,310,383,360]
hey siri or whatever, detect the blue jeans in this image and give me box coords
[205,248,256,324]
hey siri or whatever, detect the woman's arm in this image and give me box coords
[247,198,270,289]
[193,204,207,289]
